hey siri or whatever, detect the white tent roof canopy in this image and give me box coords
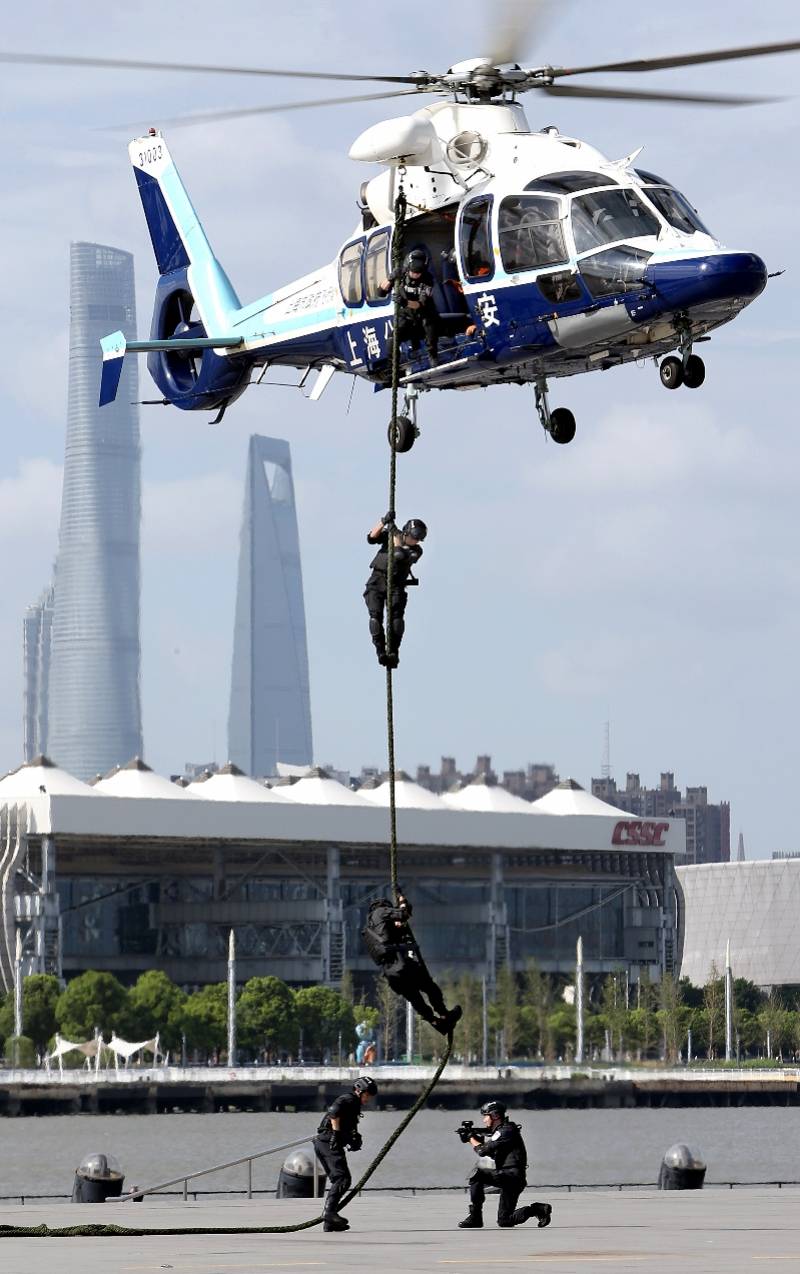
[0,755,103,799]
[359,771,445,810]
[272,767,369,807]
[192,763,289,803]
[528,778,634,818]
[442,775,536,814]
[92,757,194,799]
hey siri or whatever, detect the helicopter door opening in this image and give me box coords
[399,205,471,334]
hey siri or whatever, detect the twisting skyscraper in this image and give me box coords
[46,243,143,779]
[228,436,313,776]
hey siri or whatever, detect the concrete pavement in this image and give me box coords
[0,1188,797,1272]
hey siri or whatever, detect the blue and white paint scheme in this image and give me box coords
[100,97,768,437]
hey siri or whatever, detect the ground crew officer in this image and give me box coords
[312,1075,377,1232]
[379,247,441,364]
[458,1100,552,1230]
[364,512,427,668]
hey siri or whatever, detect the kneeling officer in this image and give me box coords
[457,1100,552,1230]
[313,1075,377,1232]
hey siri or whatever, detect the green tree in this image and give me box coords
[657,973,688,1063]
[238,976,296,1057]
[120,970,186,1052]
[0,974,61,1052]
[376,975,398,1060]
[758,991,789,1058]
[454,973,484,1062]
[522,962,554,1060]
[601,973,629,1061]
[490,966,520,1061]
[55,971,128,1039]
[547,1003,576,1059]
[294,985,355,1058]
[703,962,724,1060]
[6,1035,36,1067]
[181,983,228,1058]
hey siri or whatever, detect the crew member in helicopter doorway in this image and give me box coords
[379,247,441,364]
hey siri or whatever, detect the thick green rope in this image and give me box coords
[0,168,455,1243]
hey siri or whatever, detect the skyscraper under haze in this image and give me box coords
[228,436,313,776]
[23,584,54,761]
[46,243,143,779]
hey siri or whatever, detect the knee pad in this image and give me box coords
[369,617,384,639]
[497,1217,515,1228]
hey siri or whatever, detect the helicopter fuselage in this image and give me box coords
[100,104,768,423]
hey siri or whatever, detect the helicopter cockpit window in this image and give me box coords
[579,247,652,299]
[641,187,710,236]
[525,171,617,195]
[498,196,567,273]
[460,196,494,281]
[338,239,364,307]
[364,228,391,302]
[571,189,660,255]
[634,168,671,186]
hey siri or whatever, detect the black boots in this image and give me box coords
[525,1202,552,1228]
[433,1005,463,1035]
[458,1208,483,1229]
[323,1214,349,1232]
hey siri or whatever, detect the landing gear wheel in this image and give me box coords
[388,415,416,453]
[660,356,684,390]
[549,407,576,445]
[683,354,706,389]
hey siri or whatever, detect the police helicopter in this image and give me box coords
[5,15,797,450]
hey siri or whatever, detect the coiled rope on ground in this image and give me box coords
[0,169,454,1241]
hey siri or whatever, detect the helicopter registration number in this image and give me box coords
[136,142,165,168]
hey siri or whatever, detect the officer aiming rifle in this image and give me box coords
[456,1100,552,1230]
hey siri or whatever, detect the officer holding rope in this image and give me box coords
[313,1076,378,1232]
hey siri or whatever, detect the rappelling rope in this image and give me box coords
[0,168,454,1245]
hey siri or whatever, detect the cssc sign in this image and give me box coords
[612,820,669,847]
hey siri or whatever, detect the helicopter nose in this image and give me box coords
[643,252,768,310]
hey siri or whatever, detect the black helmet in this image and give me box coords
[402,518,427,541]
[480,1100,507,1119]
[405,248,427,273]
[354,1075,378,1097]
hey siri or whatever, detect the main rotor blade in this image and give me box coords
[541,83,778,106]
[551,38,800,78]
[486,0,554,66]
[112,89,425,131]
[0,49,416,84]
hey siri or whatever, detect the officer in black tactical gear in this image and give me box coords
[379,247,441,363]
[312,1075,377,1232]
[362,892,462,1035]
[364,512,427,668]
[458,1100,552,1230]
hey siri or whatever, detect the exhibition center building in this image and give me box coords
[677,860,800,988]
[0,758,686,992]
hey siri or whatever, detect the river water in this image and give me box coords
[5,1107,800,1199]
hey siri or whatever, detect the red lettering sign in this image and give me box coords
[612,820,669,847]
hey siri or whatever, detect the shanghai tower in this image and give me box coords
[47,243,143,779]
[228,436,313,776]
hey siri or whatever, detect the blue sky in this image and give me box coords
[1,1,798,855]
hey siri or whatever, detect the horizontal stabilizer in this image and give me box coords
[99,330,244,406]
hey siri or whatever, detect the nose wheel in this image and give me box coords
[535,379,576,445]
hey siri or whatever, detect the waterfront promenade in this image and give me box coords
[0,1189,797,1272]
[3,1063,800,1114]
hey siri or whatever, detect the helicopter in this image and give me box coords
[5,20,797,450]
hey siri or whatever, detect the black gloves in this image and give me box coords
[347,1132,363,1152]
[383,510,396,526]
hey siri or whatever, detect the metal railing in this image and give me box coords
[123,1134,322,1202]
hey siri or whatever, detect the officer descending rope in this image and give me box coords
[362,891,462,1034]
